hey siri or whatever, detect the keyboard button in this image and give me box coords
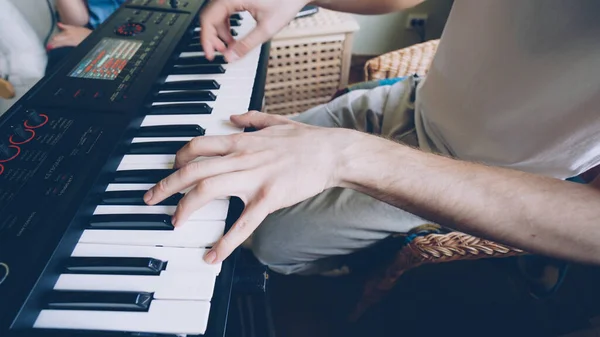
[101,190,184,206]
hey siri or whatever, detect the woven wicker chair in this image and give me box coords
[349,39,528,321]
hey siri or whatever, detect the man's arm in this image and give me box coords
[200,0,422,62]
[341,132,600,264]
[311,0,424,15]
[55,0,89,27]
[143,112,600,265]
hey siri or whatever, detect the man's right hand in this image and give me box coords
[200,0,310,62]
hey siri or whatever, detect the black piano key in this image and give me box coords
[45,291,153,312]
[230,13,242,20]
[101,190,184,206]
[229,19,241,27]
[184,42,204,52]
[176,55,227,65]
[112,169,176,184]
[170,64,225,75]
[88,214,174,230]
[161,80,220,91]
[149,103,212,115]
[231,29,238,37]
[128,141,188,155]
[137,125,205,137]
[64,256,166,275]
[154,90,217,102]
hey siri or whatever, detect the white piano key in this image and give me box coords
[71,243,221,273]
[34,300,211,335]
[93,199,229,221]
[79,220,225,248]
[132,137,193,143]
[151,97,252,116]
[141,116,244,135]
[117,154,175,170]
[54,271,216,301]
[106,183,156,191]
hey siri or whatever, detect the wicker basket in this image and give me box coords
[264,9,359,115]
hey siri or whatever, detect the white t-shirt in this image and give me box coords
[415,0,600,179]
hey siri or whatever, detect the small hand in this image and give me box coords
[200,0,309,62]
[143,111,362,264]
[47,23,91,50]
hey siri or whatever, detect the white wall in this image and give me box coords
[351,0,453,55]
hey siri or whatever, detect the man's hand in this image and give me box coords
[143,112,363,264]
[47,23,92,50]
[200,0,309,62]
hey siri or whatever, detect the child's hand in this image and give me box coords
[47,22,92,50]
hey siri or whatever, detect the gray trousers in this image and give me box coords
[250,76,432,275]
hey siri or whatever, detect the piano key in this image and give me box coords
[92,201,230,221]
[176,55,227,65]
[106,183,155,191]
[54,271,216,301]
[88,214,174,230]
[160,79,219,90]
[79,221,225,248]
[71,243,221,273]
[230,19,241,27]
[45,291,153,312]
[183,42,204,52]
[149,103,212,115]
[127,141,188,155]
[140,116,244,136]
[230,13,242,20]
[112,168,175,182]
[131,137,193,143]
[64,256,166,275]
[117,156,176,171]
[101,190,184,206]
[34,300,211,335]
[170,64,225,75]
[153,90,217,102]
[137,124,205,137]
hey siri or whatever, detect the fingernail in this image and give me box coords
[143,189,153,203]
[205,250,217,264]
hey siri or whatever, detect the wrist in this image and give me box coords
[334,130,394,190]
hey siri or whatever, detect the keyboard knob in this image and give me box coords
[169,0,178,8]
[26,109,43,125]
[11,124,32,143]
[0,141,18,161]
[0,141,10,158]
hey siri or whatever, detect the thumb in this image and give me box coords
[230,111,293,130]
[224,24,271,62]
[204,200,270,264]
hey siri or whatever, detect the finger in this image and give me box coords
[144,156,242,205]
[199,1,231,60]
[57,22,70,30]
[224,23,270,62]
[205,199,270,264]
[173,135,241,169]
[216,17,234,46]
[230,110,295,129]
[171,171,250,227]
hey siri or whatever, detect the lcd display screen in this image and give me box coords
[68,38,143,80]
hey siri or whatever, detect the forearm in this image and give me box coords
[339,133,600,264]
[310,0,423,14]
[55,0,89,26]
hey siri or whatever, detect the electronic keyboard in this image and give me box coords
[0,0,273,336]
